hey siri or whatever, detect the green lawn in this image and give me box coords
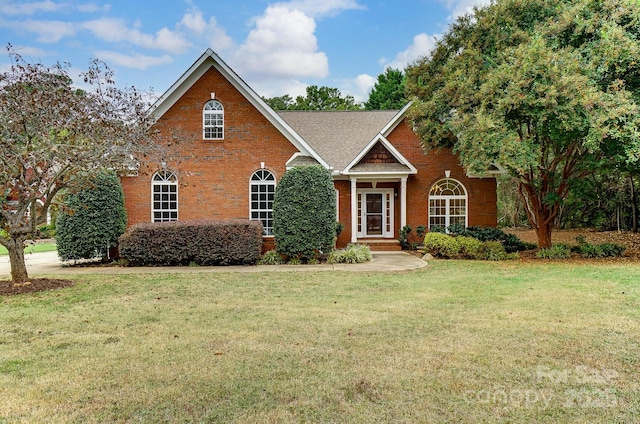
[0,242,57,256]
[1,261,639,423]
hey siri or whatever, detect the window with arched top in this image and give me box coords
[250,169,276,236]
[429,178,467,230]
[152,170,178,222]
[203,100,224,140]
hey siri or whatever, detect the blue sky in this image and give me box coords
[0,0,488,102]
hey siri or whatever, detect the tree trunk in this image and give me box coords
[630,175,637,233]
[7,235,29,286]
[535,219,553,249]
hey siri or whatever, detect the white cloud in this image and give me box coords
[18,19,77,43]
[273,0,364,18]
[383,33,438,70]
[179,7,235,52]
[0,1,63,16]
[338,73,376,103]
[83,18,191,54]
[440,0,491,21]
[233,6,328,80]
[93,50,173,70]
[251,78,309,99]
[76,3,112,13]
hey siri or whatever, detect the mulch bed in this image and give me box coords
[0,278,74,296]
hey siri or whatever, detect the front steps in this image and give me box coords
[357,239,402,251]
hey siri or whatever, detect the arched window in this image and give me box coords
[429,178,467,231]
[203,100,224,140]
[250,170,276,236]
[152,170,178,222]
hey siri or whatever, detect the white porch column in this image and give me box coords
[400,177,407,230]
[350,177,358,243]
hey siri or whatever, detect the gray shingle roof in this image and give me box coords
[277,110,399,172]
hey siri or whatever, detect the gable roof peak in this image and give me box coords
[149,49,328,168]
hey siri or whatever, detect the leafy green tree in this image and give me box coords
[264,86,362,111]
[365,68,406,110]
[293,85,361,110]
[272,165,336,261]
[406,0,640,247]
[262,94,294,110]
[0,48,158,285]
[56,170,127,261]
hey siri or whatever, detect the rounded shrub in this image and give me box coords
[457,236,485,259]
[56,170,127,261]
[273,165,336,261]
[423,232,461,258]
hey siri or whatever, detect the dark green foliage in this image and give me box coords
[399,225,412,249]
[263,86,361,111]
[119,220,263,266]
[406,0,640,248]
[335,222,344,238]
[364,68,406,110]
[447,225,534,253]
[273,166,336,261]
[574,236,626,258]
[56,170,127,261]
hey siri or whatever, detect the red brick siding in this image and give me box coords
[386,119,497,230]
[121,66,498,249]
[122,66,299,227]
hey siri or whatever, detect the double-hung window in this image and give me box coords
[203,100,224,140]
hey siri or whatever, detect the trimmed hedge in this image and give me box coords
[119,220,263,266]
[56,170,127,261]
[423,232,514,260]
[273,165,336,261]
[446,224,535,253]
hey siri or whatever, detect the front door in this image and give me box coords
[357,189,394,238]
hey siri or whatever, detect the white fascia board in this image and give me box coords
[380,102,413,137]
[148,49,329,169]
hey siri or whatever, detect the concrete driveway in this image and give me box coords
[0,250,427,278]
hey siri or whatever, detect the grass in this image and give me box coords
[1,261,639,423]
[0,242,57,256]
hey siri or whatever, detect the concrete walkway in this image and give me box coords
[0,250,427,278]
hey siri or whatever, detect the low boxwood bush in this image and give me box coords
[327,244,372,264]
[423,233,514,260]
[119,219,263,266]
[457,236,485,259]
[423,232,462,258]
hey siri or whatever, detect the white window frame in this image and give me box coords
[428,178,467,231]
[250,169,276,236]
[151,170,178,222]
[203,100,224,140]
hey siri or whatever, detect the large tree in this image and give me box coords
[406,0,640,247]
[263,85,362,110]
[364,68,406,110]
[0,48,158,285]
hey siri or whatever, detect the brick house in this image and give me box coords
[121,49,500,250]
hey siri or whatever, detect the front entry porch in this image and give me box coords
[349,177,408,244]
